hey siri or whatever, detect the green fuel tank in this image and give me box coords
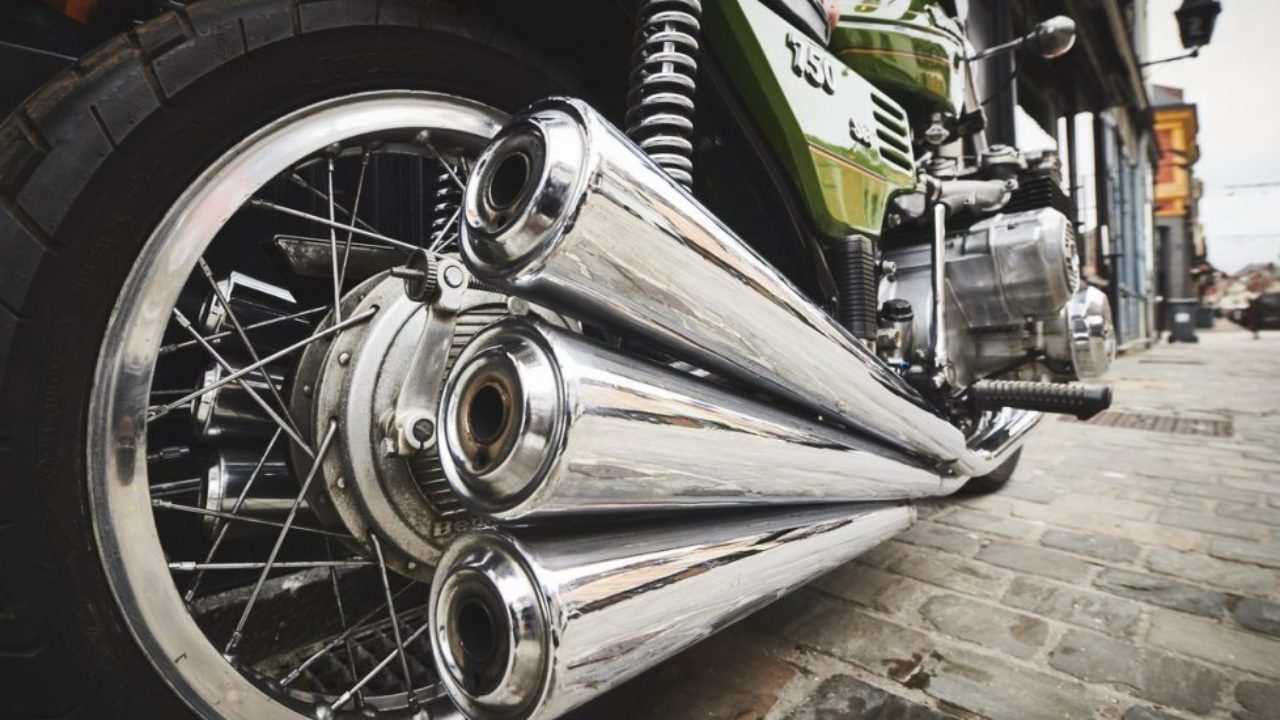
[830,0,968,119]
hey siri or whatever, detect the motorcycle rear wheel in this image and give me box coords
[960,448,1024,494]
[0,1,568,717]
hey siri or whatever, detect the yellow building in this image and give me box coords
[1154,97,1199,218]
[1152,85,1205,340]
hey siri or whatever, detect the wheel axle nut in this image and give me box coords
[413,418,436,442]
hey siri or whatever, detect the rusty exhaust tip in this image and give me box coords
[465,380,511,450]
[440,321,568,517]
[458,372,515,473]
[447,580,512,696]
[430,536,549,718]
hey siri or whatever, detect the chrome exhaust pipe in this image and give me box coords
[438,318,954,520]
[460,98,1025,475]
[429,503,913,720]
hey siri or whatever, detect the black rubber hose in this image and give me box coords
[969,380,1113,420]
[829,236,877,341]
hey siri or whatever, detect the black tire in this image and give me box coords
[0,2,572,717]
[959,448,1023,495]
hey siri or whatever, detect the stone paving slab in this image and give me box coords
[572,326,1280,720]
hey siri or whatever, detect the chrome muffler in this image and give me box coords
[460,98,1031,476]
[438,318,956,520]
[429,503,913,720]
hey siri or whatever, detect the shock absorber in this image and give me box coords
[430,166,462,249]
[626,0,702,188]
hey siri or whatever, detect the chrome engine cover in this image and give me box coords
[1045,286,1116,380]
[882,206,1102,385]
[947,208,1079,326]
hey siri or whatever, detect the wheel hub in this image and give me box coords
[291,270,518,579]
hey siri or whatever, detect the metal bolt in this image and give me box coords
[507,296,530,315]
[337,352,351,366]
[389,267,427,280]
[407,561,418,570]
[412,418,435,442]
[335,477,346,490]
[302,384,313,397]
[442,264,465,288]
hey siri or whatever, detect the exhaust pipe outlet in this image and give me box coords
[440,318,953,520]
[461,98,1005,473]
[430,503,914,720]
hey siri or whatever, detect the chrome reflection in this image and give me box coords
[439,318,950,520]
[429,503,914,720]
[1047,286,1116,381]
[202,448,311,538]
[459,98,1015,474]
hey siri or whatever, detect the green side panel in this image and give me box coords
[829,0,967,118]
[704,0,916,239]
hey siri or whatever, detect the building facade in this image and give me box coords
[1152,85,1205,340]
[965,0,1158,351]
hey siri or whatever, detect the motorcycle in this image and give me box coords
[0,0,1115,718]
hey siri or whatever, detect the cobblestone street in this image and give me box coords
[578,325,1280,720]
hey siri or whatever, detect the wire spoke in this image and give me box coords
[279,585,416,687]
[149,387,201,398]
[429,204,463,253]
[330,619,432,710]
[318,536,367,706]
[170,560,372,572]
[370,533,415,696]
[339,149,373,288]
[289,172,381,234]
[148,308,375,422]
[250,199,420,252]
[149,478,202,497]
[169,309,314,457]
[191,429,282,599]
[158,306,326,356]
[428,156,468,253]
[326,158,343,324]
[418,135,467,191]
[153,499,347,539]
[196,260,301,436]
[224,420,337,656]
[326,551,363,707]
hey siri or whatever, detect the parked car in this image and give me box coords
[1227,292,1280,330]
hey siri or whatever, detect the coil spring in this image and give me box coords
[430,167,462,249]
[626,0,702,188]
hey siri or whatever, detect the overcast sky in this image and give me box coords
[1144,0,1280,272]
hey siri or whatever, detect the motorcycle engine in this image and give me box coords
[880,155,1115,387]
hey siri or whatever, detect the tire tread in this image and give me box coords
[0,2,574,717]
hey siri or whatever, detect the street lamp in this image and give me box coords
[1174,0,1223,49]
[1140,0,1223,68]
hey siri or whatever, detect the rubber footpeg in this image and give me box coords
[968,380,1112,420]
